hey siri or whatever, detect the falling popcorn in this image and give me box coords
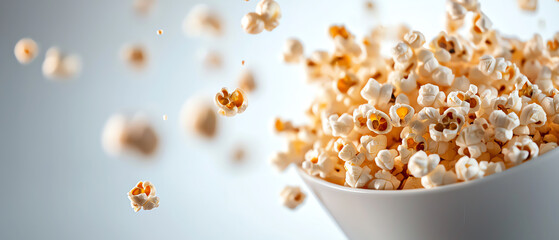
[280,186,306,210]
[133,0,155,15]
[183,4,223,37]
[157,29,163,35]
[270,0,559,193]
[214,87,248,117]
[241,0,281,34]
[180,97,218,139]
[238,68,256,93]
[42,47,82,80]
[102,113,159,157]
[200,49,222,69]
[121,44,148,70]
[128,181,160,212]
[14,38,38,64]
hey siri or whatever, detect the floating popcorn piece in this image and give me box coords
[128,181,159,212]
[102,114,159,157]
[42,47,81,80]
[238,69,256,93]
[282,38,304,64]
[157,29,163,35]
[241,12,265,34]
[280,186,306,210]
[518,0,537,11]
[255,0,281,31]
[180,97,218,138]
[215,87,248,117]
[14,38,38,64]
[162,114,168,121]
[121,44,148,70]
[133,0,155,15]
[183,4,222,37]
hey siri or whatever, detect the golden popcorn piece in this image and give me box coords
[180,97,218,139]
[128,181,160,212]
[42,47,82,80]
[102,114,159,157]
[133,0,155,16]
[157,29,163,35]
[238,69,256,93]
[215,87,248,117]
[14,38,38,64]
[280,186,305,210]
[121,44,147,70]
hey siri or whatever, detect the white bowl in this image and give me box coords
[298,149,559,240]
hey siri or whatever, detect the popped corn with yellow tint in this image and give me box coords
[215,87,248,117]
[128,181,160,212]
[271,0,559,191]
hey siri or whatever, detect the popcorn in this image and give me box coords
[241,12,265,34]
[121,44,148,70]
[133,0,155,15]
[389,103,414,127]
[14,38,38,64]
[421,165,457,189]
[375,149,398,171]
[503,136,539,165]
[280,186,306,210]
[270,152,293,172]
[328,113,353,137]
[215,88,248,117]
[282,38,304,63]
[183,4,222,37]
[128,181,159,212]
[366,109,392,134]
[455,156,481,181]
[302,150,335,178]
[408,151,440,178]
[180,97,218,138]
[42,47,81,79]
[345,163,372,188]
[369,170,400,190]
[102,114,159,157]
[270,1,559,192]
[255,0,281,31]
[238,69,256,93]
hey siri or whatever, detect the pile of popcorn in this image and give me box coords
[272,0,559,193]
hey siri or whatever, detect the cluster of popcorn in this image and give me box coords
[241,0,281,34]
[272,0,559,191]
[14,38,82,80]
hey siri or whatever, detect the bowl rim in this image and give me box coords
[297,148,558,195]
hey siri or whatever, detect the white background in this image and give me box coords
[0,0,557,239]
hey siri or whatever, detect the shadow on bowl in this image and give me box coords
[298,149,559,240]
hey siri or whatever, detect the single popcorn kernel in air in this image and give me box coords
[42,47,82,80]
[14,38,39,64]
[183,4,223,37]
[180,97,218,139]
[102,114,159,157]
[157,29,163,35]
[215,87,248,117]
[280,186,305,210]
[121,44,147,69]
[238,68,256,93]
[128,181,160,212]
[270,0,559,192]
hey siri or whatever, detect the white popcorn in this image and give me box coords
[389,103,415,127]
[503,136,539,165]
[489,111,520,142]
[431,66,455,86]
[360,135,388,160]
[353,104,375,133]
[102,114,159,157]
[524,34,544,59]
[408,151,440,178]
[335,139,365,165]
[215,88,248,117]
[404,30,426,49]
[519,103,546,127]
[42,47,82,80]
[280,186,306,210]
[392,41,413,64]
[517,0,538,11]
[180,97,218,139]
[478,55,507,80]
[418,84,446,108]
[361,78,394,108]
[255,0,281,31]
[328,113,353,137]
[241,12,265,34]
[389,70,418,93]
[421,165,457,189]
[375,149,398,171]
[417,49,440,75]
[345,163,372,188]
[128,181,160,212]
[456,124,487,158]
[282,38,304,63]
[455,156,481,181]
[14,38,38,64]
[183,4,222,37]
[366,109,393,134]
[478,161,505,177]
[302,150,335,178]
[369,170,400,190]
[429,108,465,142]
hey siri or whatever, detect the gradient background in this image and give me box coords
[0,0,557,239]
